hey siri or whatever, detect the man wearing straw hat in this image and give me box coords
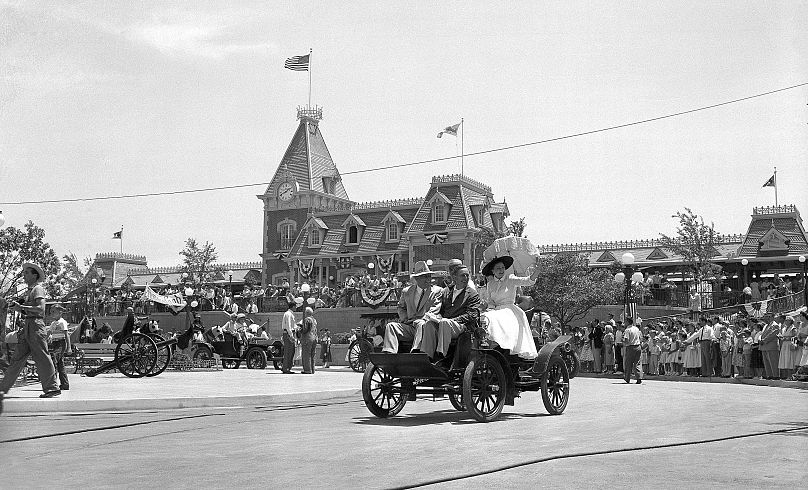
[382,261,442,354]
[0,263,61,414]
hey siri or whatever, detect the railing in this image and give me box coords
[753,204,797,215]
[95,252,147,262]
[541,234,745,253]
[432,174,492,194]
[642,289,806,324]
[351,198,423,210]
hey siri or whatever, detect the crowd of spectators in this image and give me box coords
[552,310,808,381]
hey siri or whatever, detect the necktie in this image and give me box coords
[416,288,424,309]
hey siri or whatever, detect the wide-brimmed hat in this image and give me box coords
[21,262,45,281]
[411,261,433,278]
[482,256,514,277]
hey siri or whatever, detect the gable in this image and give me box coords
[646,248,668,261]
[596,250,617,263]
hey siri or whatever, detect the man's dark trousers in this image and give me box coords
[623,345,643,383]
[699,340,712,376]
[282,331,295,372]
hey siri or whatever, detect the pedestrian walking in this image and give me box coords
[300,307,318,374]
[320,329,332,368]
[622,317,643,384]
[0,263,61,415]
[47,304,72,391]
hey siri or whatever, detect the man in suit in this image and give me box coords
[419,264,481,363]
[382,261,442,354]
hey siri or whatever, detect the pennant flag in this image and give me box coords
[437,123,460,138]
[284,54,310,71]
[112,230,122,239]
[762,174,775,187]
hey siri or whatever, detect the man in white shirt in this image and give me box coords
[622,317,643,384]
[686,316,714,376]
[48,304,71,390]
[281,302,297,374]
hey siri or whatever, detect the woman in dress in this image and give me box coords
[683,323,700,376]
[777,316,797,380]
[603,325,615,374]
[750,322,764,378]
[579,325,594,373]
[479,256,539,360]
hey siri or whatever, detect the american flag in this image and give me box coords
[284,54,309,71]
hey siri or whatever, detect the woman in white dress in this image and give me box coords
[479,256,539,360]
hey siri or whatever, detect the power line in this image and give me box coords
[3,81,806,206]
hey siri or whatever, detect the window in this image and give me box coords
[433,204,445,223]
[386,222,399,241]
[280,223,295,250]
[478,208,485,226]
[348,226,358,244]
[308,228,321,246]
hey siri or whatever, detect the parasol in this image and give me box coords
[481,236,540,276]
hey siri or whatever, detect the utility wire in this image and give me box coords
[2,81,806,206]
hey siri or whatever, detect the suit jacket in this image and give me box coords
[438,285,481,327]
[397,284,442,324]
[759,321,781,351]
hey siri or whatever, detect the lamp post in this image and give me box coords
[90,277,98,317]
[300,282,312,324]
[225,269,234,311]
[741,258,749,287]
[799,255,807,306]
[614,252,642,321]
[0,210,5,228]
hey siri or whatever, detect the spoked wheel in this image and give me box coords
[362,364,407,418]
[448,391,466,411]
[146,335,171,377]
[348,339,372,373]
[463,353,507,422]
[193,344,213,361]
[562,347,580,379]
[245,347,268,369]
[541,355,570,415]
[115,333,158,378]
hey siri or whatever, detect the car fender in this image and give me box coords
[532,335,573,375]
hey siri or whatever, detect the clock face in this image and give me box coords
[278,182,294,201]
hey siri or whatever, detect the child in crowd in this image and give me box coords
[603,325,615,374]
[734,328,748,378]
[640,336,650,374]
[648,334,661,375]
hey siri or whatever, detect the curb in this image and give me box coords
[2,389,361,414]
[576,372,808,389]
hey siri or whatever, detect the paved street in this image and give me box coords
[2,376,805,489]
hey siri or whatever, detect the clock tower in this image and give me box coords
[257,106,353,285]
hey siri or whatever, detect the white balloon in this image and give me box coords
[614,272,625,283]
[190,300,199,308]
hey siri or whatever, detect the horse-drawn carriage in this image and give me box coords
[192,333,284,370]
[362,325,573,423]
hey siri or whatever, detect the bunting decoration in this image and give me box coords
[376,254,396,273]
[273,251,288,260]
[425,232,448,244]
[744,300,768,318]
[361,287,392,309]
[299,259,315,278]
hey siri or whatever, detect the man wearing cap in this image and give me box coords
[1,263,61,413]
[419,264,481,364]
[382,261,442,354]
[48,304,71,391]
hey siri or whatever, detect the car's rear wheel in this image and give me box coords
[362,364,406,418]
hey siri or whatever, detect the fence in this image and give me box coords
[643,289,806,324]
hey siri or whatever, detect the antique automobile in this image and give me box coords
[192,332,284,369]
[347,311,398,372]
[362,327,572,423]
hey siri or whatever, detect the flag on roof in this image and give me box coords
[284,54,310,71]
[437,123,460,138]
[112,230,123,239]
[762,174,775,187]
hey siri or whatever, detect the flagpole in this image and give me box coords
[461,118,464,176]
[308,48,312,108]
[120,226,123,253]
[774,166,778,207]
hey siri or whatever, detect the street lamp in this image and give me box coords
[799,255,807,306]
[614,252,641,320]
[741,258,749,287]
[90,277,98,317]
[0,210,5,228]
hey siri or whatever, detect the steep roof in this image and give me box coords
[407,174,498,234]
[737,205,808,256]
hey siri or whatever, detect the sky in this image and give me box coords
[1,1,807,268]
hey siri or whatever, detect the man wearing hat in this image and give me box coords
[419,263,481,364]
[1,263,61,413]
[47,304,72,391]
[382,261,442,354]
[447,258,476,291]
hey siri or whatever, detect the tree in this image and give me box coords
[56,252,91,292]
[0,221,61,299]
[507,217,527,238]
[179,238,219,285]
[658,208,723,292]
[528,253,622,329]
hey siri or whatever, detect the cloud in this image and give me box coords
[127,8,277,59]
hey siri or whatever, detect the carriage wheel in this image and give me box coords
[193,344,213,361]
[115,333,158,378]
[146,335,171,377]
[561,346,580,379]
[463,353,507,422]
[541,355,570,415]
[362,363,407,418]
[245,347,268,369]
[448,391,466,411]
[348,339,372,373]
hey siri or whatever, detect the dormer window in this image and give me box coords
[386,221,399,241]
[308,228,321,247]
[427,190,452,224]
[342,214,366,245]
[302,216,328,249]
[433,203,446,223]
